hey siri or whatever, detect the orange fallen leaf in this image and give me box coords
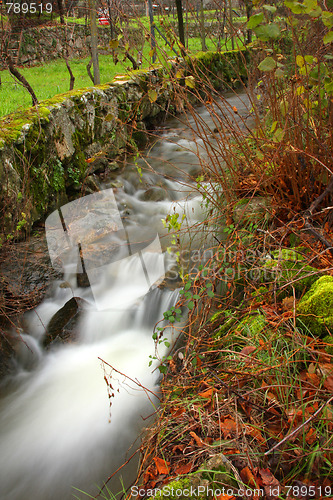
[324,375,333,393]
[240,345,257,356]
[240,466,257,487]
[170,407,186,418]
[199,387,214,398]
[190,431,206,447]
[306,372,321,387]
[174,462,192,475]
[305,427,317,445]
[219,418,237,438]
[245,424,266,444]
[259,468,280,488]
[153,457,170,475]
[215,494,235,500]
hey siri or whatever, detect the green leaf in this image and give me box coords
[184,281,191,291]
[284,0,306,14]
[296,55,305,67]
[188,301,194,310]
[322,11,333,28]
[270,121,278,133]
[263,4,277,12]
[185,76,196,88]
[273,127,285,142]
[247,13,264,29]
[258,57,277,72]
[275,67,285,77]
[207,290,214,298]
[147,89,158,103]
[324,80,333,93]
[254,23,281,41]
[323,31,333,44]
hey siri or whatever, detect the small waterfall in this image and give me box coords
[0,92,251,500]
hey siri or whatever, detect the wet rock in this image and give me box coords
[0,236,62,324]
[44,296,87,348]
[141,186,167,202]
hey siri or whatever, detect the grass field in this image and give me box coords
[0,13,247,117]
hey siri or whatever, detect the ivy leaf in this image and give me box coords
[323,31,333,44]
[258,57,277,72]
[247,12,264,29]
[148,89,158,103]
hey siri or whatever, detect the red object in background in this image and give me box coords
[98,17,109,25]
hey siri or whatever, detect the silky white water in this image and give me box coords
[0,92,251,500]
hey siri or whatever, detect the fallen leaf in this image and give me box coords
[240,345,257,356]
[190,431,206,447]
[174,462,192,475]
[215,494,235,500]
[259,468,280,487]
[219,418,237,438]
[245,424,266,444]
[199,387,214,398]
[305,427,317,444]
[240,466,257,487]
[306,372,321,387]
[153,457,170,475]
[324,375,333,393]
[170,407,186,418]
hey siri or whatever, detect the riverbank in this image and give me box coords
[135,203,333,496]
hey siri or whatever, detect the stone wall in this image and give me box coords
[3,24,143,67]
[0,50,249,240]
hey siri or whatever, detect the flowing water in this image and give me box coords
[0,92,252,500]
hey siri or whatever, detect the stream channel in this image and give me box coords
[0,91,252,500]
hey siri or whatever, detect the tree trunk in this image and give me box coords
[147,0,156,63]
[86,58,94,83]
[64,57,75,90]
[88,0,100,85]
[229,0,234,50]
[106,0,115,39]
[175,0,185,51]
[57,0,65,24]
[199,0,206,51]
[7,57,38,106]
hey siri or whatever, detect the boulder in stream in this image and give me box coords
[44,296,87,348]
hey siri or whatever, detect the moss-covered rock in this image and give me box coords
[262,248,318,298]
[297,275,333,337]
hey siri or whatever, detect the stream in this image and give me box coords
[0,91,252,500]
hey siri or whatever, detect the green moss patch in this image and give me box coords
[297,275,333,337]
[262,248,318,298]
